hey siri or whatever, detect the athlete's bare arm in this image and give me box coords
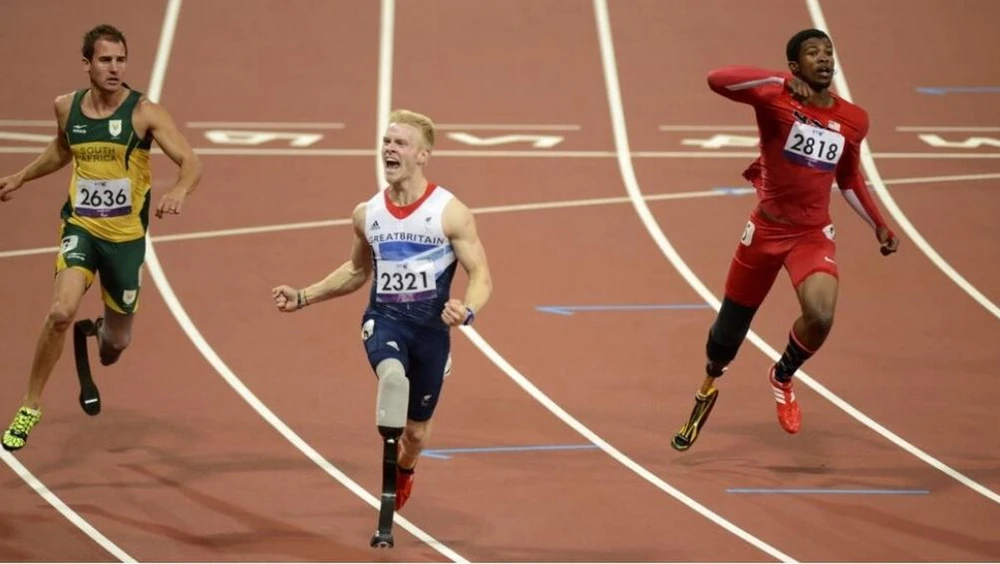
[272,203,374,312]
[441,197,492,325]
[135,99,202,218]
[0,94,74,202]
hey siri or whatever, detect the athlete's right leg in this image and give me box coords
[26,268,91,406]
[671,215,784,451]
[2,262,92,452]
[361,317,417,509]
[705,218,784,378]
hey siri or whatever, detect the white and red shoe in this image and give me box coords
[768,365,801,434]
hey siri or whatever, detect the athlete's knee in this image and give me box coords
[46,300,79,333]
[706,296,758,365]
[101,329,131,354]
[802,301,835,335]
[403,420,430,447]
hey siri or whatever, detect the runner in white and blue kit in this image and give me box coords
[361,181,459,421]
[271,109,493,513]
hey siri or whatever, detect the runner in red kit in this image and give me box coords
[671,29,900,450]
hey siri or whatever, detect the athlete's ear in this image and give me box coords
[787,61,800,75]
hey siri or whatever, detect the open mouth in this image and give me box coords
[384,156,400,172]
[816,66,833,79]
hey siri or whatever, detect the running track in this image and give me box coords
[1,1,998,561]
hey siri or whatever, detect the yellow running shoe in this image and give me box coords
[2,406,42,452]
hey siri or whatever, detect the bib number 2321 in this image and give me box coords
[782,121,845,171]
[376,260,436,303]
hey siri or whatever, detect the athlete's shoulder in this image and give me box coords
[132,94,167,120]
[441,193,476,239]
[52,92,76,128]
[366,186,388,207]
[352,200,369,235]
[834,97,870,137]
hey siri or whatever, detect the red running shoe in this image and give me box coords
[395,468,414,510]
[768,365,801,434]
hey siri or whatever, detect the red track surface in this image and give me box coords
[1,1,998,562]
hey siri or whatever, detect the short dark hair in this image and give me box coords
[785,28,830,63]
[82,24,128,61]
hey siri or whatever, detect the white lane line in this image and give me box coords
[603,0,1000,517]
[134,1,467,561]
[896,126,1000,132]
[436,123,581,131]
[185,121,344,129]
[356,0,469,560]
[806,0,1000,322]
[0,119,56,127]
[592,1,796,561]
[1,451,135,561]
[658,124,757,131]
[3,172,997,261]
[2,145,999,159]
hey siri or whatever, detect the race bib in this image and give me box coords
[375,259,436,303]
[782,121,845,171]
[74,178,132,218]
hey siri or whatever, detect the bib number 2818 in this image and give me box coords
[782,121,845,171]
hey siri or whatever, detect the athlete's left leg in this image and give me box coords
[93,233,146,366]
[394,329,451,510]
[768,223,839,434]
[96,308,135,366]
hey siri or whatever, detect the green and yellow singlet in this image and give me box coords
[60,88,154,242]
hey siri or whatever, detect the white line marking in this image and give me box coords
[7,120,1000,133]
[805,0,1000,323]
[127,1,468,561]
[436,123,581,131]
[0,119,55,127]
[877,172,1000,186]
[374,0,395,189]
[896,126,1000,132]
[186,121,344,129]
[592,2,796,560]
[0,246,59,259]
[0,131,56,143]
[3,172,995,261]
[367,1,468,560]
[0,189,724,260]
[1,145,999,159]
[658,125,757,131]
[1,452,135,561]
[602,0,1000,512]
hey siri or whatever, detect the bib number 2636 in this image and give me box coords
[376,260,436,303]
[74,178,132,218]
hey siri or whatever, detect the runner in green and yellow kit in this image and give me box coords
[1,24,202,452]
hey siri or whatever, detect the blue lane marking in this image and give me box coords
[726,488,930,495]
[713,186,756,195]
[917,86,1000,95]
[422,444,600,460]
[536,304,712,316]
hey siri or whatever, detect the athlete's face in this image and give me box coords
[85,38,127,93]
[790,37,834,90]
[382,123,429,184]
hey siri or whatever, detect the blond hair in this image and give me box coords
[388,109,435,149]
